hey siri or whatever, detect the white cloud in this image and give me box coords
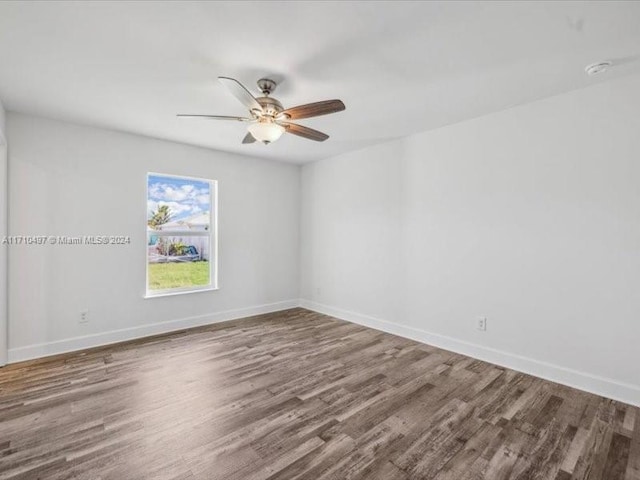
[147,200,194,218]
[149,182,209,203]
[164,186,188,202]
[148,181,210,219]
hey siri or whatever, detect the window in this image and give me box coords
[146,173,217,297]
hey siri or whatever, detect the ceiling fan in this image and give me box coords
[178,77,345,145]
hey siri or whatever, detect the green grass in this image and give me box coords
[148,261,210,290]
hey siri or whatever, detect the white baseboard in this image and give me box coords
[8,299,299,364]
[299,299,640,408]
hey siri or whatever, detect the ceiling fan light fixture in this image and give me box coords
[247,120,285,144]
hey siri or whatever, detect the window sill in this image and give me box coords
[144,286,219,299]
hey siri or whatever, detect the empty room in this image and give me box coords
[0,1,639,479]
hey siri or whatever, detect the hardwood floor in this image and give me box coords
[0,308,637,480]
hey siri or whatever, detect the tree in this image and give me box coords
[148,205,173,229]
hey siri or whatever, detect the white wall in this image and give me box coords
[0,97,5,136]
[300,72,640,406]
[0,98,7,366]
[7,113,300,361]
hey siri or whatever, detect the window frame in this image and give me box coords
[144,172,218,298]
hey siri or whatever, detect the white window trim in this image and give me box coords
[145,172,218,298]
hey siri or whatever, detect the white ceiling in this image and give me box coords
[0,1,638,164]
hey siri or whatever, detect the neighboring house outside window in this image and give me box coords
[146,173,218,297]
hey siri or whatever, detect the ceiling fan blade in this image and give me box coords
[280,99,345,120]
[280,122,329,142]
[218,77,263,113]
[177,114,253,121]
[242,132,256,144]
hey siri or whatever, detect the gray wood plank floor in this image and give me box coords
[0,308,637,480]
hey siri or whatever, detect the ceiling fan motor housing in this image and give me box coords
[256,96,284,117]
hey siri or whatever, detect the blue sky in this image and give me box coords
[147,174,210,222]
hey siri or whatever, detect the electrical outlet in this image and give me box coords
[79,310,89,325]
[477,317,487,331]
